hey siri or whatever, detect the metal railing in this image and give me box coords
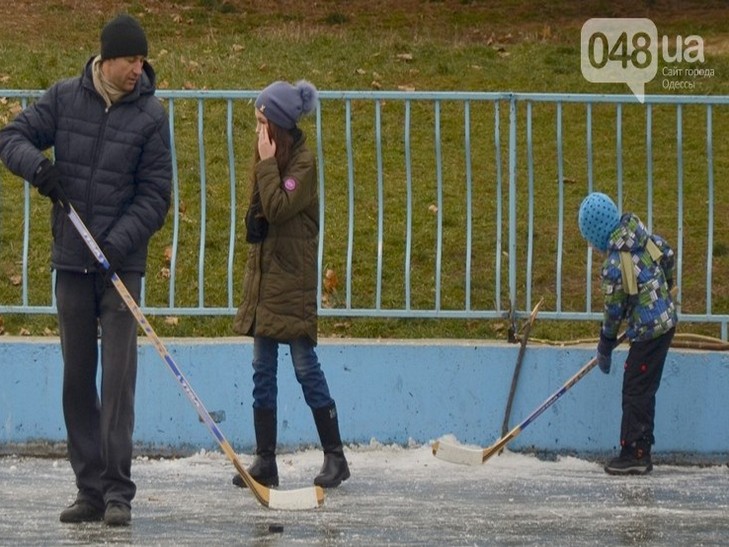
[1,90,728,337]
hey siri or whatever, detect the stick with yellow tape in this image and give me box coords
[432,332,627,465]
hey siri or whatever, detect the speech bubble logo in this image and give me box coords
[581,18,658,103]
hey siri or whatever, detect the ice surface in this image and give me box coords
[2,441,728,545]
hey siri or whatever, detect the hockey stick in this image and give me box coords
[500,299,543,439]
[432,332,627,465]
[65,202,324,510]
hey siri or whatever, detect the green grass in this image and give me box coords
[1,0,728,340]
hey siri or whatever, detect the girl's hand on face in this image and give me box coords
[258,123,276,160]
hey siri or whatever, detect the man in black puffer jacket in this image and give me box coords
[0,14,171,527]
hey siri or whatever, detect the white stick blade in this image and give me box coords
[432,440,484,466]
[268,486,322,510]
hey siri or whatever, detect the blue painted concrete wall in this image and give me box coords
[1,338,728,460]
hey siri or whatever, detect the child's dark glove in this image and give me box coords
[596,332,617,374]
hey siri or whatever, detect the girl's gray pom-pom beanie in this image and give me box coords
[255,80,319,129]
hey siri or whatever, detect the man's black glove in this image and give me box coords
[97,242,125,283]
[33,159,67,205]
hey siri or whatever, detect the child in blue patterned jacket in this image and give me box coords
[578,192,677,475]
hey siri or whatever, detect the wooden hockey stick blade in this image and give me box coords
[66,204,324,510]
[431,440,484,466]
[433,300,545,465]
[433,332,626,466]
[224,441,324,510]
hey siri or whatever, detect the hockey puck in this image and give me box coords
[268,524,284,533]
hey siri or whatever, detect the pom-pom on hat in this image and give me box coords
[255,80,318,130]
[101,14,148,60]
[578,192,620,252]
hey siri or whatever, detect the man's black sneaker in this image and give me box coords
[604,451,653,475]
[104,502,131,526]
[59,501,104,523]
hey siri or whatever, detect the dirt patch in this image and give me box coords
[2,0,728,45]
[705,35,729,56]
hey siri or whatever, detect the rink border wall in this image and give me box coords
[1,337,728,463]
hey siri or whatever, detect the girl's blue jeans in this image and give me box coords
[252,336,334,411]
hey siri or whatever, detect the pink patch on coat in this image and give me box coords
[283,178,297,191]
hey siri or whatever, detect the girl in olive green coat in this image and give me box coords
[233,80,349,490]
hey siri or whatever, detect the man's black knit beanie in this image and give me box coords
[101,14,148,60]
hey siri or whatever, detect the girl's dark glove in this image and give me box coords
[245,202,268,243]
